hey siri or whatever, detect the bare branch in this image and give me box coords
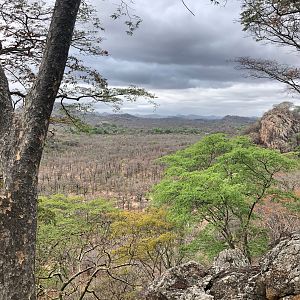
[60,266,94,292]
[235,57,300,94]
[241,0,300,51]
[181,0,195,16]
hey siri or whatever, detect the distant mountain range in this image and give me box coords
[98,112,257,121]
[81,112,257,134]
[52,103,257,121]
[52,104,257,135]
[130,113,222,120]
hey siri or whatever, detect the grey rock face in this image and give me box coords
[211,248,250,274]
[250,102,300,152]
[144,261,211,300]
[144,233,300,300]
[209,267,265,299]
[261,233,300,299]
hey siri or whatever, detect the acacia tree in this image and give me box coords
[236,0,300,93]
[0,0,152,298]
[152,134,297,261]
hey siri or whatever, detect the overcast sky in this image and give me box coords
[87,0,300,116]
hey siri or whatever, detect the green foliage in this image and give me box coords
[37,195,115,295]
[152,133,298,261]
[181,225,226,264]
[157,134,251,176]
[36,195,182,299]
[247,225,269,258]
[109,208,183,266]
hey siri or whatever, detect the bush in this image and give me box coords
[36,195,183,299]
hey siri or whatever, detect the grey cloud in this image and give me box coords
[91,0,298,85]
[97,0,295,64]
[88,56,248,89]
[93,82,300,117]
[87,0,300,115]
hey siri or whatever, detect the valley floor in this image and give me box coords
[40,133,201,208]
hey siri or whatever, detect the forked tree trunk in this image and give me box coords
[0,0,81,298]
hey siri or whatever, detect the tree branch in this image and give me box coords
[181,0,195,16]
[235,57,300,94]
[24,0,82,133]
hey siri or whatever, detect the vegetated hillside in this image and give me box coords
[36,110,300,300]
[36,195,184,299]
[37,132,300,300]
[80,111,256,134]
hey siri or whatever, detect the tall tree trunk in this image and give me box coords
[0,0,81,298]
[0,118,39,300]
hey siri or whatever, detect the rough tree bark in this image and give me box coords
[0,0,82,299]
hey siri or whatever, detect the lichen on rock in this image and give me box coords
[144,233,300,300]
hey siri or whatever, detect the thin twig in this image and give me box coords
[181,0,195,16]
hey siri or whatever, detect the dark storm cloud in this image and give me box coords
[87,0,300,115]
[92,57,243,89]
[91,0,297,87]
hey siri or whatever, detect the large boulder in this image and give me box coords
[247,102,300,152]
[144,233,300,300]
[261,233,300,299]
[209,266,265,300]
[211,248,250,274]
[208,249,264,300]
[143,261,213,300]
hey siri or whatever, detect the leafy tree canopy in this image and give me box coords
[152,134,299,260]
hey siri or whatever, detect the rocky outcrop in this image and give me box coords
[247,102,300,152]
[144,233,300,300]
[261,234,300,299]
[211,248,250,273]
[144,261,213,300]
